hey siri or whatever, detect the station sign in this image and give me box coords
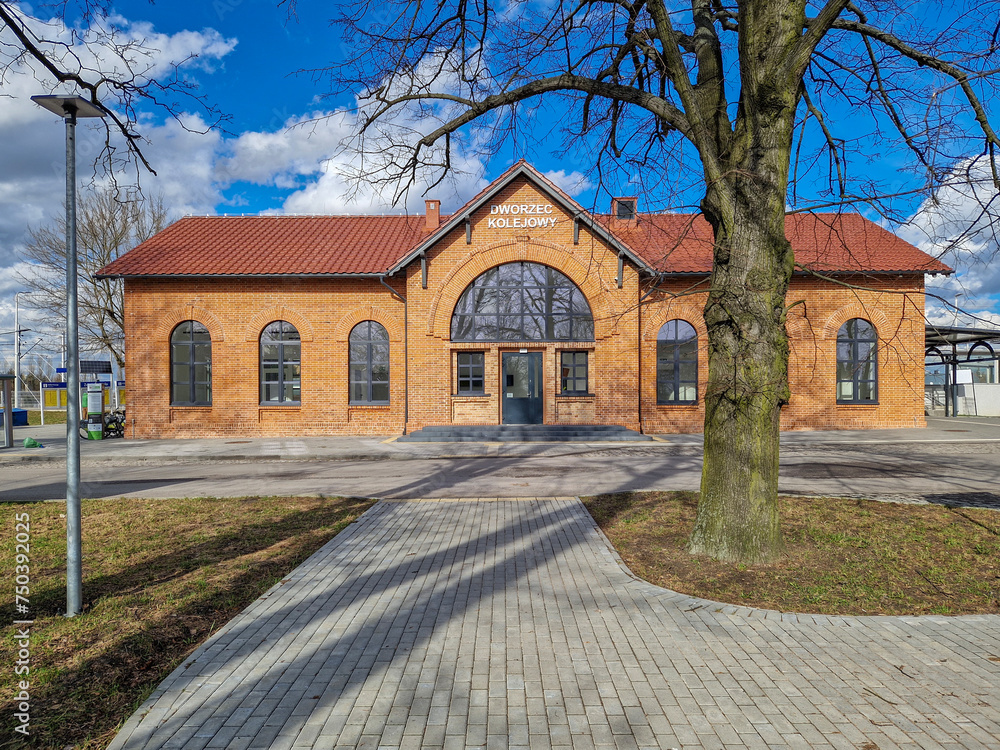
[487,203,558,229]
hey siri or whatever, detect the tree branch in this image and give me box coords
[785,0,851,81]
[831,17,1000,186]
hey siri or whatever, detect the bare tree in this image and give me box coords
[18,187,166,368]
[321,0,1000,562]
[1,0,225,174]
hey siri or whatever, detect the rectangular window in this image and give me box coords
[560,351,588,394]
[457,352,485,394]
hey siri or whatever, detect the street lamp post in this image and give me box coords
[31,94,106,618]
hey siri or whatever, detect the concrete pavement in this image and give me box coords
[4,416,1000,465]
[107,498,1000,750]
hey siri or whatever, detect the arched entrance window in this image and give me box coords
[349,321,390,404]
[450,262,594,341]
[657,320,698,404]
[837,318,878,402]
[260,321,301,404]
[170,321,211,405]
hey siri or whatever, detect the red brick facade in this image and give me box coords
[111,166,940,438]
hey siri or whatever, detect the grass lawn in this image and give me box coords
[583,491,1000,616]
[0,495,374,749]
[25,409,66,426]
[2,492,998,748]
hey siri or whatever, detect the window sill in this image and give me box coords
[349,403,390,408]
[656,401,698,407]
[557,393,595,399]
[169,404,212,408]
[259,403,301,408]
[836,400,879,406]
[453,393,491,399]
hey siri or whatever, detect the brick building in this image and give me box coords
[98,161,950,438]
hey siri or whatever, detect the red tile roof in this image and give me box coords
[98,207,950,278]
[97,215,433,277]
[607,213,952,275]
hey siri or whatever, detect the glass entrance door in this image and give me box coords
[501,352,543,424]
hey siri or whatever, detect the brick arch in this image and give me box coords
[154,305,226,343]
[427,239,620,339]
[641,306,708,343]
[785,303,815,341]
[823,302,891,341]
[243,306,315,342]
[333,305,403,343]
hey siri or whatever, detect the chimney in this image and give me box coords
[612,197,637,226]
[425,199,441,230]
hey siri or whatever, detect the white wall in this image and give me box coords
[957,383,1000,416]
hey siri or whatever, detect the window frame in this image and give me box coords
[450,261,595,342]
[259,320,301,406]
[559,351,590,395]
[349,321,390,405]
[836,318,878,404]
[170,320,212,406]
[456,351,486,395]
[656,319,698,405]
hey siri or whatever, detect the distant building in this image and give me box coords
[97,161,950,437]
[925,325,1000,416]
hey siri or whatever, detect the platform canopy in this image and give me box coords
[925,325,1000,350]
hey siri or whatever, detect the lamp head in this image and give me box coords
[31,95,106,119]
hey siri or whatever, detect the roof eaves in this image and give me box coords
[96,272,390,280]
[792,267,954,276]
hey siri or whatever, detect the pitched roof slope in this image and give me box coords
[98,209,950,278]
[611,213,951,274]
[97,215,431,277]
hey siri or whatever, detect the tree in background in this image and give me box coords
[325,0,1000,562]
[18,187,166,369]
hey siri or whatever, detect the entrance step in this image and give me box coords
[396,424,652,443]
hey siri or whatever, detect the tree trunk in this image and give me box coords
[687,0,802,563]
[688,197,793,563]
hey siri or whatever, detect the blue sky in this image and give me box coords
[1,0,999,368]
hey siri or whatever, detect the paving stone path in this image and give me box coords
[108,498,1000,750]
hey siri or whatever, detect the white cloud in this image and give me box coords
[899,156,1000,326]
[213,53,494,215]
[0,6,237,115]
[137,114,226,217]
[0,4,237,266]
[542,169,593,198]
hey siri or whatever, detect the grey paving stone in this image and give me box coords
[105,499,1000,750]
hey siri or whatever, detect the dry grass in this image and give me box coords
[583,491,1000,616]
[0,495,374,749]
[25,410,66,426]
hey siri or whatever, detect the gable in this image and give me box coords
[386,160,649,275]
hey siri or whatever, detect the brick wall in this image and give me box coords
[124,276,407,438]
[638,274,928,433]
[122,176,929,438]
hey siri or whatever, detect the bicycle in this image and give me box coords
[79,408,126,439]
[104,408,126,438]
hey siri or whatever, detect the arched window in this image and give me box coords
[260,321,301,404]
[170,321,211,405]
[350,321,389,404]
[450,262,594,341]
[837,318,878,403]
[657,320,698,404]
